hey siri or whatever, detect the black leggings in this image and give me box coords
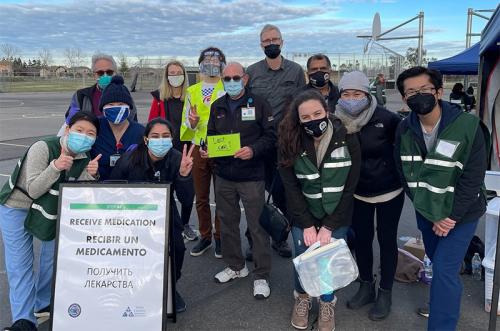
[351,192,404,290]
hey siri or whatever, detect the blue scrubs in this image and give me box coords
[91,118,145,180]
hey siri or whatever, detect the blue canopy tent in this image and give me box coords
[427,43,480,75]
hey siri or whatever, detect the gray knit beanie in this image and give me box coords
[338,71,370,94]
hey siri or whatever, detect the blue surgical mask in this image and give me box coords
[147,137,173,158]
[103,105,129,124]
[338,97,370,116]
[67,131,96,154]
[224,79,244,97]
[98,74,112,90]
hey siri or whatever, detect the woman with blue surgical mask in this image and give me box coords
[0,112,100,331]
[110,117,195,315]
[90,75,145,180]
[335,71,403,321]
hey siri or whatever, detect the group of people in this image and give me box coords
[0,23,489,331]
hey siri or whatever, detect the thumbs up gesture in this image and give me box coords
[86,154,102,177]
[54,147,74,171]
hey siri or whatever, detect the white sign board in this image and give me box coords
[51,184,170,331]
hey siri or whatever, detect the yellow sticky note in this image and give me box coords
[207,133,241,158]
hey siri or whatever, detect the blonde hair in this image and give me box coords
[159,60,188,100]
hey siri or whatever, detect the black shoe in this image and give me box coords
[34,306,50,319]
[214,239,222,259]
[346,279,375,309]
[272,240,292,258]
[3,319,37,331]
[245,246,253,262]
[175,291,187,313]
[417,304,429,318]
[190,238,212,256]
[369,287,392,321]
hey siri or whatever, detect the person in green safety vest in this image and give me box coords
[0,112,100,331]
[394,66,489,331]
[278,89,361,331]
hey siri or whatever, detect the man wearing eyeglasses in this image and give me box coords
[202,62,276,299]
[246,24,306,258]
[64,53,137,125]
[394,66,489,331]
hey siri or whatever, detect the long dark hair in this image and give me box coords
[278,89,328,167]
[129,117,174,168]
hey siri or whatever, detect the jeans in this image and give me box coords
[0,204,55,324]
[416,211,478,331]
[292,225,349,301]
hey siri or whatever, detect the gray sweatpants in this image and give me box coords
[215,176,271,280]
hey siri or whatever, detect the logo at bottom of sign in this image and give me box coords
[68,303,81,318]
[122,306,146,317]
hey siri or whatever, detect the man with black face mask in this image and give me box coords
[394,67,489,331]
[246,24,306,258]
[303,54,340,113]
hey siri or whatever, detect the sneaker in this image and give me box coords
[182,225,198,241]
[214,265,249,283]
[3,319,37,331]
[214,239,222,259]
[318,296,337,331]
[291,291,312,330]
[417,304,429,318]
[272,240,292,258]
[175,291,187,313]
[253,279,270,299]
[34,306,50,318]
[190,237,212,256]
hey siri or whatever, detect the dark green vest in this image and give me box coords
[294,144,351,219]
[0,137,89,240]
[399,112,484,222]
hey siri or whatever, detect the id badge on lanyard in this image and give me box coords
[110,141,123,167]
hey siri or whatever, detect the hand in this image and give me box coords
[199,148,209,159]
[86,154,101,177]
[54,147,73,171]
[234,146,254,160]
[303,226,318,247]
[179,144,195,177]
[432,217,456,237]
[188,105,200,128]
[317,226,332,246]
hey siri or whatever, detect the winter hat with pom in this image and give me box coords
[99,75,134,110]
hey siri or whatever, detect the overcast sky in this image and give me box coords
[0,0,497,67]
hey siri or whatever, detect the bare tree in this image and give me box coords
[1,43,20,61]
[64,47,85,77]
[38,48,53,67]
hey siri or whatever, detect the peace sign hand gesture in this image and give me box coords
[179,144,195,177]
[188,105,200,128]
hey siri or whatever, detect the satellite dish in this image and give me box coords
[372,13,381,40]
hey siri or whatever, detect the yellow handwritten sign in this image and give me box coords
[207,133,241,158]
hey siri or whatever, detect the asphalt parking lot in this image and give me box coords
[0,89,497,330]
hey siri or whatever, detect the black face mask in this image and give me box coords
[302,116,328,137]
[406,93,437,115]
[264,44,281,59]
[309,71,330,88]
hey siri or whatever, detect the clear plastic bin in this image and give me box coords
[293,239,358,297]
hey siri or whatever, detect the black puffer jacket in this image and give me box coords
[355,105,402,197]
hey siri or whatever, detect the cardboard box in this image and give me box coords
[403,237,425,261]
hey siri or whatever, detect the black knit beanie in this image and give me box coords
[99,75,133,111]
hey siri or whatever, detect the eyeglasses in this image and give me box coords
[404,86,436,98]
[222,76,242,82]
[94,70,114,76]
[260,37,281,46]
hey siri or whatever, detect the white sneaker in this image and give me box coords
[214,265,249,283]
[253,279,270,299]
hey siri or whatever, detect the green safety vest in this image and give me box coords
[0,137,89,241]
[179,80,226,144]
[399,112,486,222]
[293,144,351,219]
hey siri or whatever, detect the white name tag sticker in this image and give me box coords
[331,146,346,159]
[435,140,459,158]
[241,107,256,121]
